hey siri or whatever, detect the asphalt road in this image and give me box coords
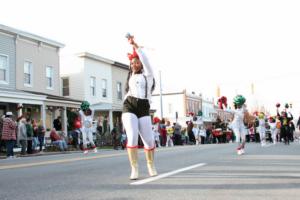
[0,142,300,200]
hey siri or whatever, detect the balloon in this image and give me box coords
[74,120,81,129]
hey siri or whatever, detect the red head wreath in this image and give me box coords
[218,96,228,109]
[127,48,139,61]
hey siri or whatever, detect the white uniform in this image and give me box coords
[153,123,161,147]
[230,105,247,143]
[166,125,174,147]
[258,118,266,145]
[122,47,155,150]
[269,121,277,144]
[79,109,96,150]
[192,127,200,145]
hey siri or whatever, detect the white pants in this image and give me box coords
[258,127,266,143]
[81,127,95,149]
[232,124,247,144]
[122,113,155,149]
[270,129,277,144]
[154,132,161,147]
[166,135,174,147]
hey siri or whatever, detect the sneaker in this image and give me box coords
[93,148,98,153]
[240,149,245,154]
[237,149,242,155]
[83,150,88,154]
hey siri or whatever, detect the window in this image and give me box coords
[24,61,32,86]
[102,79,107,98]
[90,77,96,96]
[46,66,53,89]
[0,55,8,83]
[117,82,122,100]
[62,77,69,96]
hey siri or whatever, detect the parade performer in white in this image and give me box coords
[268,116,277,144]
[153,117,161,148]
[122,33,157,180]
[258,112,267,146]
[79,101,97,154]
[230,95,254,155]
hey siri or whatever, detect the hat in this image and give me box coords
[6,111,13,116]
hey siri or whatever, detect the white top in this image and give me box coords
[79,109,94,129]
[125,47,154,101]
[258,118,266,129]
[269,122,276,131]
[192,127,199,137]
[199,128,206,137]
[228,105,247,128]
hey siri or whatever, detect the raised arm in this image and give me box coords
[91,109,95,119]
[79,110,84,117]
[128,35,154,76]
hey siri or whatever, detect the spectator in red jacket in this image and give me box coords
[1,112,17,158]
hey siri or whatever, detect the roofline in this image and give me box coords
[113,61,129,70]
[77,52,115,64]
[0,24,65,48]
[152,91,185,96]
[22,90,82,103]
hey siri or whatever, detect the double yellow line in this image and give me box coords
[0,152,126,170]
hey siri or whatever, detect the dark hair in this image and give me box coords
[125,64,155,94]
[85,108,92,116]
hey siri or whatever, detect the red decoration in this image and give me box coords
[276,103,280,108]
[74,120,81,129]
[153,117,160,124]
[217,96,227,109]
[188,112,194,116]
[127,48,139,61]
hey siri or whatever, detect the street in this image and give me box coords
[0,142,300,200]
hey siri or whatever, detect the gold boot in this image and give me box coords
[145,150,158,177]
[127,148,138,180]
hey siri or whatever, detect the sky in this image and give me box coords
[1,0,300,116]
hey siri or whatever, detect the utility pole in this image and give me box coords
[159,70,163,119]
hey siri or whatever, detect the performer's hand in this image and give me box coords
[128,36,135,45]
[126,33,139,48]
[126,33,135,44]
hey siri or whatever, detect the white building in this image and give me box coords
[60,52,128,131]
[151,90,203,126]
[0,24,80,133]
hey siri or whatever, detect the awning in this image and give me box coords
[0,88,46,105]
[24,91,81,108]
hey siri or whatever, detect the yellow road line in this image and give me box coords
[0,145,216,170]
[0,152,126,170]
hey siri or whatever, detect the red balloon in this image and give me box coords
[74,120,81,129]
[153,117,160,124]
